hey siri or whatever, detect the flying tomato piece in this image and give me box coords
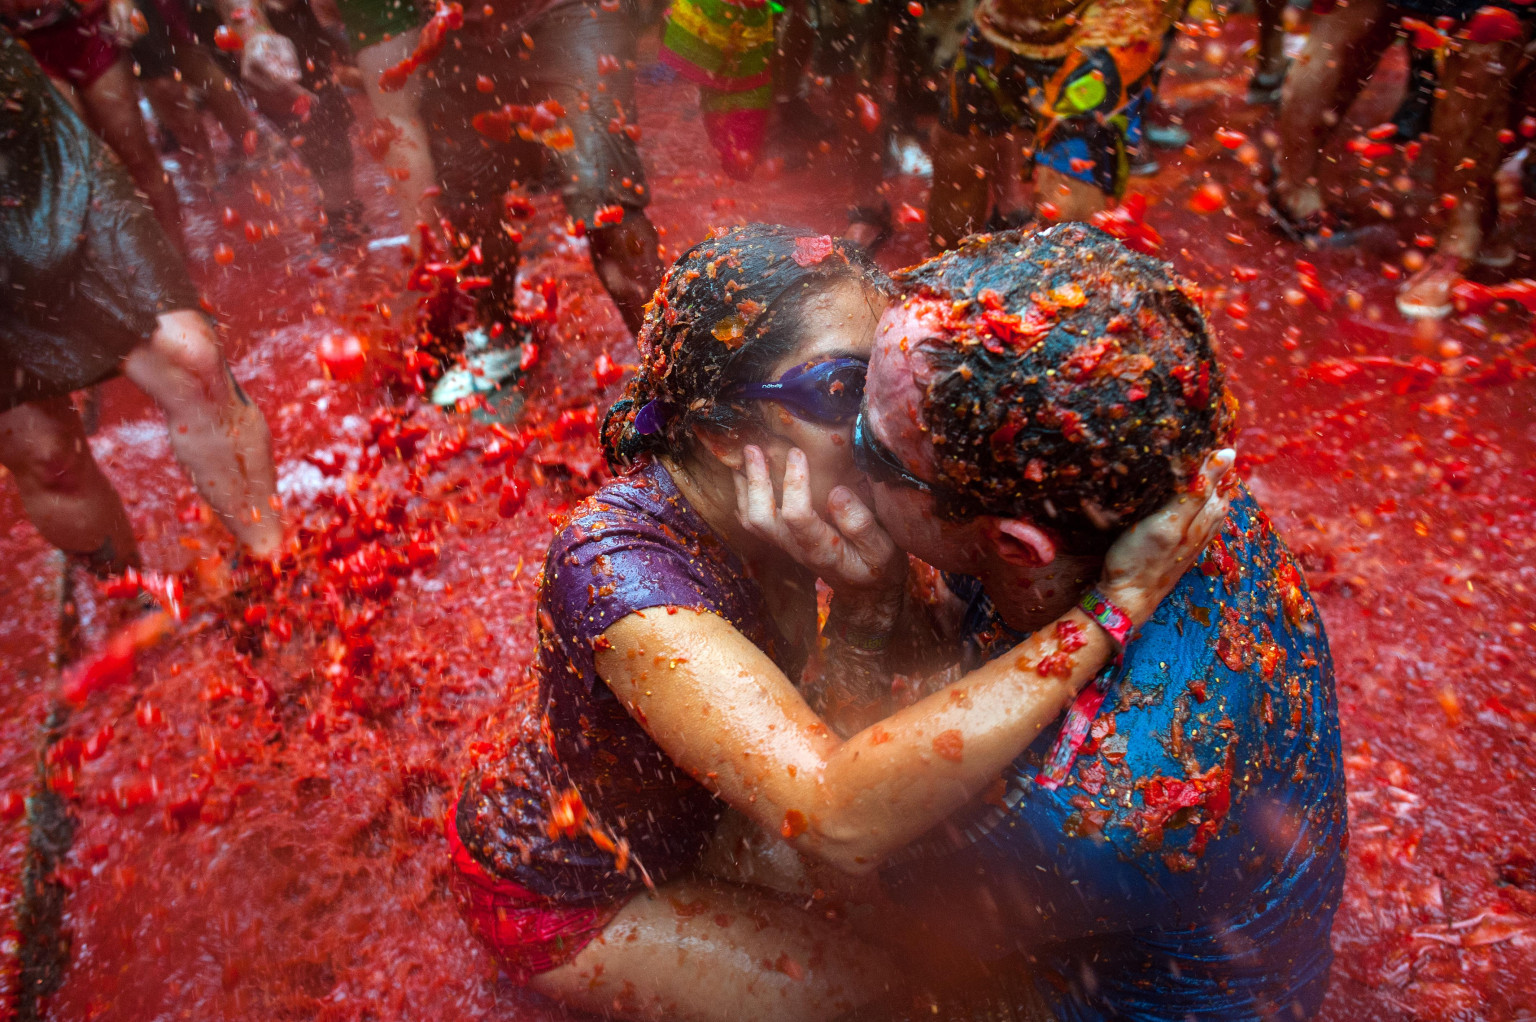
[1466,5,1522,43]
[318,332,368,382]
[593,352,627,387]
[498,479,528,518]
[1213,127,1247,149]
[1189,182,1225,213]
[854,93,881,133]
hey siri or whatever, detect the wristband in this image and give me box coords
[1079,588,1133,658]
[1035,590,1135,791]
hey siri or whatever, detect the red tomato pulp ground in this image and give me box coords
[0,20,1533,1022]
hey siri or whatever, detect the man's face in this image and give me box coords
[863,301,993,574]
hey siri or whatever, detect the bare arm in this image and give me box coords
[596,451,1235,875]
[597,600,1115,874]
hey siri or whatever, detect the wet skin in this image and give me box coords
[18,36,1536,1022]
[521,282,1234,1020]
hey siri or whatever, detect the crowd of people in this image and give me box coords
[2,0,1532,1015]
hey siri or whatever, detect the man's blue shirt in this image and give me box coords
[883,489,1347,1020]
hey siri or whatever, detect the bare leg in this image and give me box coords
[529,877,898,1022]
[589,213,664,336]
[355,31,439,242]
[1274,0,1394,220]
[0,396,140,574]
[928,127,1001,249]
[1397,33,1527,317]
[141,74,215,176]
[120,311,282,559]
[174,44,258,148]
[1033,165,1110,222]
[1254,0,1289,85]
[79,58,185,251]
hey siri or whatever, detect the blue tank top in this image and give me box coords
[882,488,1348,1020]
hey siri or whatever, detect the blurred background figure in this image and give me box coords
[1270,0,1531,261]
[660,0,775,180]
[329,0,440,244]
[2,0,187,248]
[128,0,260,186]
[1391,8,1532,316]
[925,0,1181,245]
[1,29,281,573]
[418,0,662,340]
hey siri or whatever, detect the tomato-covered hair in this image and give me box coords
[602,224,889,471]
[894,223,1237,552]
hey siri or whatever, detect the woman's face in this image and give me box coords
[745,281,888,514]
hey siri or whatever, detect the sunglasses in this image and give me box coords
[852,409,933,493]
[727,357,868,426]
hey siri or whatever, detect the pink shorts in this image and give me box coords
[446,799,623,983]
[20,8,121,87]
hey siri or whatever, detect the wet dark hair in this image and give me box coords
[894,223,1237,553]
[602,224,890,471]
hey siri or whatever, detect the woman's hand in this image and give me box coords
[733,445,907,613]
[1099,448,1237,625]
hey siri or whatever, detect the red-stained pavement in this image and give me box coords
[0,21,1532,1022]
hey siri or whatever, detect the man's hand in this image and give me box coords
[1099,448,1237,625]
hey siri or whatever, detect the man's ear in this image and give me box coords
[985,518,1057,567]
[693,423,744,469]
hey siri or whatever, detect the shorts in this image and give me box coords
[17,7,120,87]
[334,0,423,50]
[944,24,1170,196]
[1,30,199,411]
[422,0,649,229]
[446,798,623,984]
[129,0,195,81]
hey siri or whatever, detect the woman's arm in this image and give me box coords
[595,452,1234,875]
[596,598,1117,874]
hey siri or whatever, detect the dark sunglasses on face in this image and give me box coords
[726,357,868,425]
[852,409,933,493]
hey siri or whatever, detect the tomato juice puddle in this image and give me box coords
[0,19,1532,1021]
